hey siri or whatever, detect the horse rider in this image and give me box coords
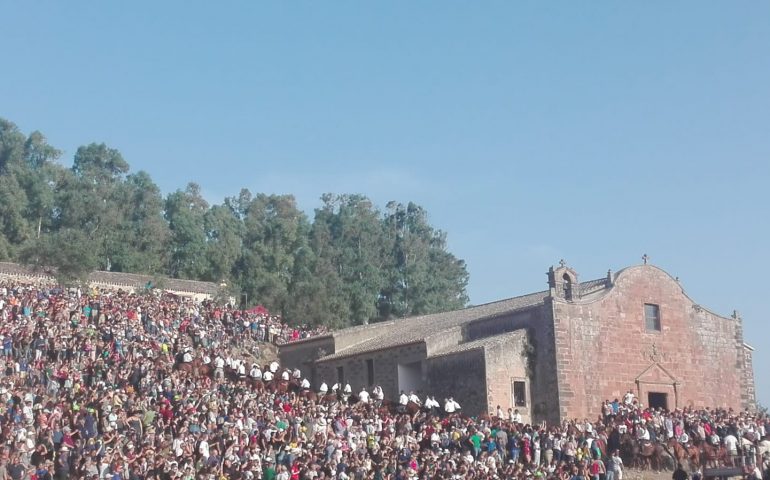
[263,369,274,382]
[292,368,301,380]
[319,382,329,395]
[182,347,193,363]
[343,383,352,401]
[372,385,384,407]
[269,361,279,374]
[444,397,461,414]
[236,361,246,380]
[202,352,211,365]
[398,391,409,413]
[300,378,311,390]
[408,391,422,407]
[425,395,440,413]
[358,387,370,404]
[281,369,290,381]
[636,421,651,443]
[214,354,225,380]
[249,363,262,381]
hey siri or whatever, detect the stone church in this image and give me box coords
[279,261,756,423]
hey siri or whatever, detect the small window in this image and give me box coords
[337,366,344,384]
[513,381,527,407]
[366,359,375,386]
[562,274,573,300]
[645,303,661,331]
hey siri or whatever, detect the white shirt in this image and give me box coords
[358,390,370,403]
[399,393,409,406]
[444,399,460,413]
[300,378,310,389]
[408,394,421,405]
[292,369,301,379]
[343,384,352,394]
[281,371,290,381]
[319,383,328,393]
[214,357,225,369]
[250,367,262,379]
[199,439,210,459]
[263,371,274,382]
[373,386,384,400]
[269,362,279,373]
[183,352,193,362]
[724,434,738,452]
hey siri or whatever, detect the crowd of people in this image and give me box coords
[0,279,767,480]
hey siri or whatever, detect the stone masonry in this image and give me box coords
[279,261,756,422]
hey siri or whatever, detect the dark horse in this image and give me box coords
[621,433,667,471]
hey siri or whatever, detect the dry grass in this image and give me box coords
[625,468,673,480]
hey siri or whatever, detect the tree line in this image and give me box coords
[0,118,469,327]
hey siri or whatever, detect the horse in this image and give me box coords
[700,442,728,468]
[620,434,665,471]
[405,401,421,416]
[298,390,317,402]
[666,439,699,471]
[175,358,211,378]
[246,377,265,392]
[639,442,668,471]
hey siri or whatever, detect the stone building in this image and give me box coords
[279,261,756,423]
[0,262,219,301]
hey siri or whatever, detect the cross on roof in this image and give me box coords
[559,259,566,268]
[642,254,649,265]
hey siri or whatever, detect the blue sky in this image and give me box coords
[2,2,768,403]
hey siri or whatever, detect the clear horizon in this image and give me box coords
[3,1,768,404]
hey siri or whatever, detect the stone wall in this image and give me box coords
[552,265,752,420]
[741,345,756,411]
[464,305,560,424]
[424,327,464,356]
[426,349,487,416]
[278,336,336,386]
[316,342,428,399]
[483,332,532,423]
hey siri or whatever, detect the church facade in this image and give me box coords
[279,261,756,423]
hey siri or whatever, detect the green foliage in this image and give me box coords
[0,118,471,328]
[18,229,98,285]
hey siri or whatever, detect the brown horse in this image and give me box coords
[666,439,699,470]
[405,401,421,416]
[321,392,340,404]
[298,390,317,402]
[266,380,290,395]
[176,358,211,378]
[246,378,265,392]
[700,442,729,468]
[621,434,666,471]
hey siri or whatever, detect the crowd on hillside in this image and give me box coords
[0,280,767,480]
